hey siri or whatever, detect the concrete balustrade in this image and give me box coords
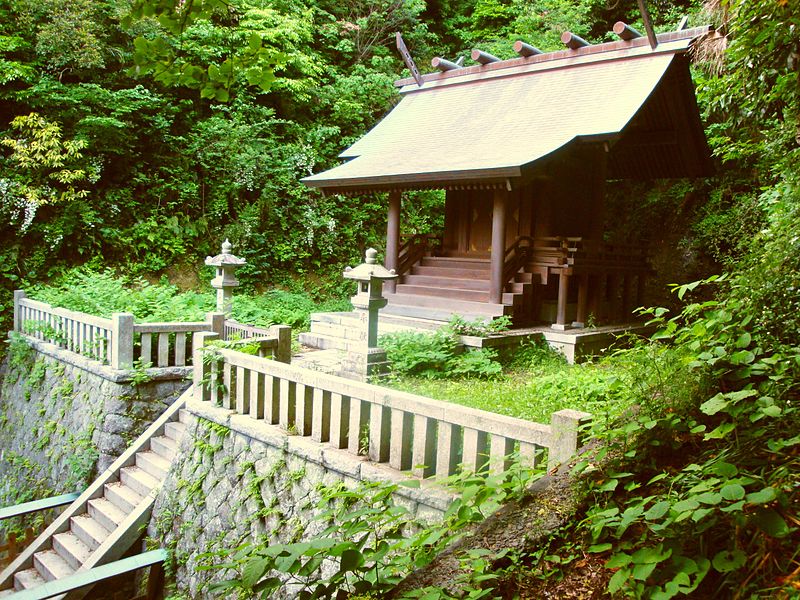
[192,333,591,477]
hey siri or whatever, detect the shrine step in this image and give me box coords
[401,275,527,293]
[411,265,490,279]
[297,332,358,352]
[395,285,519,304]
[308,311,443,331]
[420,256,490,270]
[384,293,512,317]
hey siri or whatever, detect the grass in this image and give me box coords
[28,268,351,331]
[384,342,638,425]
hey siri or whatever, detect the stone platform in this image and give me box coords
[299,311,651,364]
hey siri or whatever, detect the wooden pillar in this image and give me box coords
[590,144,608,241]
[575,274,589,327]
[622,274,632,320]
[607,273,620,322]
[385,190,401,293]
[636,273,647,307]
[553,271,570,330]
[490,189,508,305]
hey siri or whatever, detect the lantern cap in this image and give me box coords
[344,248,398,281]
[205,239,246,267]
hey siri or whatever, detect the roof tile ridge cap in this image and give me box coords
[397,43,683,94]
[394,24,712,89]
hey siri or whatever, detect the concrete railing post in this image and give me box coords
[271,325,291,363]
[548,409,592,470]
[111,313,135,370]
[13,290,25,332]
[207,312,225,339]
[193,331,219,402]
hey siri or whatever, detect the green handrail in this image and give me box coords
[7,548,167,600]
[0,493,81,522]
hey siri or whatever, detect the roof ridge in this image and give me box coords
[394,25,713,90]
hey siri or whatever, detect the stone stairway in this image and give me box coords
[0,392,189,598]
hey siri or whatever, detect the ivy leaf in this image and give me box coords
[700,393,728,415]
[752,508,789,538]
[644,501,671,521]
[712,549,746,573]
[721,484,746,501]
[241,556,271,589]
[745,487,777,504]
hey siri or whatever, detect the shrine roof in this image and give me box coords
[302,26,715,194]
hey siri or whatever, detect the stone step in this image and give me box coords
[136,450,170,480]
[87,497,126,533]
[33,549,74,582]
[178,409,191,424]
[13,568,45,591]
[384,293,512,317]
[164,421,186,442]
[150,435,178,460]
[297,332,353,352]
[308,320,365,341]
[120,465,159,497]
[52,532,91,571]
[70,513,110,552]
[103,481,142,514]
[309,311,442,331]
[395,284,519,304]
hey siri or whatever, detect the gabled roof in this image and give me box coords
[302,26,714,194]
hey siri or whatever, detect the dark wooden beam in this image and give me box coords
[561,32,590,50]
[385,190,401,292]
[513,41,543,57]
[489,190,507,305]
[613,21,643,41]
[431,57,461,72]
[637,0,659,49]
[472,49,501,65]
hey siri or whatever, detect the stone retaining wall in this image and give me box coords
[151,399,453,599]
[0,334,189,514]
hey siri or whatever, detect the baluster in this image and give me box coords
[489,435,516,474]
[519,442,540,468]
[347,398,370,455]
[294,384,313,435]
[249,370,264,419]
[462,428,489,474]
[412,414,437,478]
[264,375,280,424]
[389,409,413,471]
[279,379,296,431]
[222,362,235,410]
[157,333,169,367]
[369,405,391,463]
[436,422,461,478]
[311,388,331,443]
[140,333,152,365]
[175,332,186,366]
[329,393,350,449]
[235,366,250,414]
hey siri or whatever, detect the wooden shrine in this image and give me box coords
[303,24,715,329]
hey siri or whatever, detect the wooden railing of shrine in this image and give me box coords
[192,332,591,476]
[222,320,292,362]
[396,234,442,276]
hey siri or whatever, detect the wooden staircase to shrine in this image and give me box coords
[384,256,533,322]
[0,392,189,598]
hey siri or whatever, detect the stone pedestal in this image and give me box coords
[340,248,398,381]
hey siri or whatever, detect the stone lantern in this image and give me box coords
[341,248,398,380]
[205,239,246,314]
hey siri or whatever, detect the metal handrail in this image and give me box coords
[0,493,81,522]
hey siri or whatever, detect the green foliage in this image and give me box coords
[445,315,511,337]
[568,277,800,599]
[380,328,503,380]
[206,459,541,598]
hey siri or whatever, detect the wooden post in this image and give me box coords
[13,290,25,333]
[385,190,401,293]
[575,274,589,327]
[553,271,570,330]
[111,313,135,370]
[192,331,219,402]
[489,189,507,305]
[206,312,225,339]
